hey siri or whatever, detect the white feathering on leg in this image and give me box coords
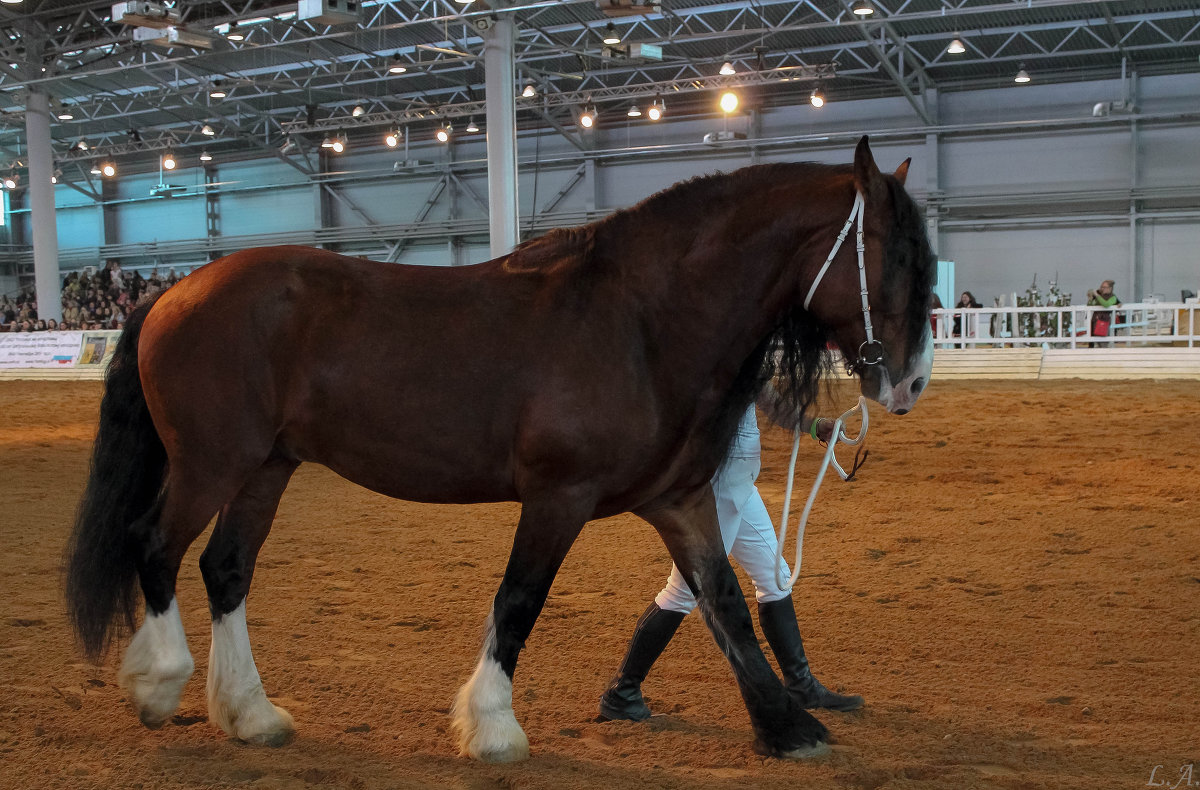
[207,601,294,746]
[450,613,529,763]
[118,598,195,728]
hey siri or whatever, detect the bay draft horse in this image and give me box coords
[66,136,935,761]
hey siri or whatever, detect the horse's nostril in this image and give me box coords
[893,408,909,415]
[910,377,926,396]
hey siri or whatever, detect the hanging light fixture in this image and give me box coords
[3,175,17,189]
[852,0,874,16]
[388,54,407,74]
[647,98,664,121]
[226,22,245,41]
[465,118,479,133]
[602,22,621,46]
[201,123,216,136]
[56,102,74,121]
[578,104,596,128]
[627,104,642,118]
[101,162,116,177]
[809,87,825,108]
[384,129,401,147]
[90,163,102,175]
[331,135,346,153]
[209,80,227,99]
[351,104,365,117]
[199,150,213,162]
[436,123,452,143]
[719,90,739,114]
[1014,64,1031,83]
[719,61,736,76]
[162,151,177,170]
[947,38,966,54]
[321,135,335,148]
[521,80,537,98]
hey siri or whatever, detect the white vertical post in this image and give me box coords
[25,91,62,323]
[483,11,518,258]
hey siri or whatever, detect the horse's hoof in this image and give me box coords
[473,742,530,764]
[777,741,832,760]
[138,710,168,730]
[230,703,295,747]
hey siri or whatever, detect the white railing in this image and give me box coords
[932,302,1198,349]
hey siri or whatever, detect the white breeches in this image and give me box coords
[654,454,792,615]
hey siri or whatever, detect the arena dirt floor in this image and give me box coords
[0,378,1196,790]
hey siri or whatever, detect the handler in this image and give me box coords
[599,398,863,721]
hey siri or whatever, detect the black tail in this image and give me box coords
[65,293,168,661]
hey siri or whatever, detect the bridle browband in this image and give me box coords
[801,191,884,375]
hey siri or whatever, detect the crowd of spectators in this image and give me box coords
[0,260,185,333]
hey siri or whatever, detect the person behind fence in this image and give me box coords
[598,398,864,723]
[952,291,981,337]
[1087,279,1122,341]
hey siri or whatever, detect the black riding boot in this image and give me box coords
[758,596,864,712]
[598,602,686,721]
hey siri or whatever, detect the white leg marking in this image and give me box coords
[207,601,294,746]
[118,598,194,728]
[449,614,529,763]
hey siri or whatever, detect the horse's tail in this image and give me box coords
[65,293,168,661]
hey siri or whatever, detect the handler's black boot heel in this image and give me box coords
[598,603,686,721]
[758,596,864,712]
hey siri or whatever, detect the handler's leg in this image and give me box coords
[731,493,864,712]
[639,490,828,759]
[451,496,589,762]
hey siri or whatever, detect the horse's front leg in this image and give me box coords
[451,495,589,763]
[639,491,830,759]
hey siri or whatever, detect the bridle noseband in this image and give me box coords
[801,191,884,376]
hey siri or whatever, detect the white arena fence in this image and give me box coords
[932,301,1198,349]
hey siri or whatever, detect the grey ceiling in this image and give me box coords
[2,0,1198,167]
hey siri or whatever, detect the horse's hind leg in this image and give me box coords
[451,496,590,762]
[120,474,230,728]
[198,456,298,746]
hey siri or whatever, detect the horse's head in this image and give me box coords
[804,137,936,415]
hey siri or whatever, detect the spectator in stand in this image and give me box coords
[929,293,943,337]
[63,299,81,327]
[952,291,981,337]
[1087,279,1122,346]
[46,318,58,331]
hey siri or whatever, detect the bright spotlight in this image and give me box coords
[719,91,739,114]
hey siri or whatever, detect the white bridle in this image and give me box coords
[801,191,884,374]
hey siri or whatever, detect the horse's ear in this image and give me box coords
[853,135,883,198]
[893,157,912,186]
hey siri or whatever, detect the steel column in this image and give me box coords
[24,92,61,323]
[483,9,519,257]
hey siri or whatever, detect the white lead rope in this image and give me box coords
[774,396,870,591]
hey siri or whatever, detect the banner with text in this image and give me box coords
[0,331,121,369]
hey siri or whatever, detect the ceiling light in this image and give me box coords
[454,0,473,4]
[388,54,407,74]
[579,105,596,128]
[352,104,365,117]
[385,129,401,147]
[436,124,452,143]
[331,136,346,153]
[321,135,335,149]
[199,150,213,162]
[602,22,621,46]
[647,98,664,121]
[70,139,89,152]
[0,0,24,5]
[719,90,739,114]
[1014,64,1031,83]
[627,104,642,118]
[521,81,536,98]
[465,118,479,133]
[52,172,59,184]
[809,87,825,108]
[719,61,735,76]
[3,176,16,189]
[56,104,74,120]
[947,38,966,54]
[226,22,244,41]
[162,152,177,170]
[102,162,116,177]
[90,163,102,175]
[201,124,215,136]
[209,81,227,99]
[852,1,874,16]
